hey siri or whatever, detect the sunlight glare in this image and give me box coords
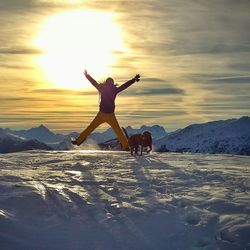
[35,10,125,89]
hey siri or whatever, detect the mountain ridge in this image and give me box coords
[0,129,52,153]
[1,116,250,155]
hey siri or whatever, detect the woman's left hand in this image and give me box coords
[134,74,140,82]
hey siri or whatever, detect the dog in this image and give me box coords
[122,127,152,155]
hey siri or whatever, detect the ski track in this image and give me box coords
[0,150,250,250]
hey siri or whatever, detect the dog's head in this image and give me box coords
[142,131,151,138]
[141,131,152,146]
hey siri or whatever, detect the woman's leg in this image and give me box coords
[76,112,103,145]
[106,114,129,150]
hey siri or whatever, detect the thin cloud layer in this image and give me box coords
[0,47,42,55]
[0,0,249,131]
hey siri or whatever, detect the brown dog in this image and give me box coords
[122,128,152,155]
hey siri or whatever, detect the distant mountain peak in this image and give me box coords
[238,116,250,121]
[38,124,46,128]
[152,125,161,129]
[36,124,50,131]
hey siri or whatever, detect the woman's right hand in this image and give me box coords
[84,70,88,77]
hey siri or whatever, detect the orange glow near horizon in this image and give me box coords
[34,10,126,89]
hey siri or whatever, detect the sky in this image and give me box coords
[0,0,250,133]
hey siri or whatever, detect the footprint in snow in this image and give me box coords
[216,229,237,243]
[185,212,200,225]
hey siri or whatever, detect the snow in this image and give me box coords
[8,125,65,144]
[155,116,250,155]
[0,150,249,250]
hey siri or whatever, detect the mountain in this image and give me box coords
[1,124,166,150]
[126,125,167,139]
[155,116,250,155]
[90,125,167,143]
[2,117,249,155]
[0,128,52,153]
[89,127,115,143]
[9,125,65,144]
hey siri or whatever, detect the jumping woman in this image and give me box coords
[71,70,140,150]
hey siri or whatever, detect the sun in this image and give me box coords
[35,10,125,89]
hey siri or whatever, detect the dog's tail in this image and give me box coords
[122,127,129,139]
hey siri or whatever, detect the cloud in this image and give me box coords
[0,1,33,12]
[0,63,33,70]
[0,117,42,122]
[0,0,75,13]
[142,77,166,83]
[0,96,55,102]
[120,110,187,116]
[159,0,250,56]
[0,47,42,55]
[198,103,250,111]
[31,89,97,95]
[134,87,185,96]
[209,76,250,84]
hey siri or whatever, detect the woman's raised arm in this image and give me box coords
[84,70,100,90]
[117,74,140,93]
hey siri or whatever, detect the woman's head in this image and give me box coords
[99,77,117,89]
[105,77,114,86]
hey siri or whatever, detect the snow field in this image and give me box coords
[0,151,249,250]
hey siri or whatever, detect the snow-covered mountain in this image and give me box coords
[155,116,250,155]
[2,124,166,150]
[0,124,166,152]
[2,117,250,155]
[0,128,52,153]
[90,125,167,143]
[8,125,65,144]
[126,125,167,139]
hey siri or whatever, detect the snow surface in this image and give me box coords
[0,150,249,250]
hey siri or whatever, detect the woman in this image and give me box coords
[72,70,140,150]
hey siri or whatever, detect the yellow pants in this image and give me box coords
[76,112,129,150]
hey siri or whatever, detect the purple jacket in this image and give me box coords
[86,74,136,113]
